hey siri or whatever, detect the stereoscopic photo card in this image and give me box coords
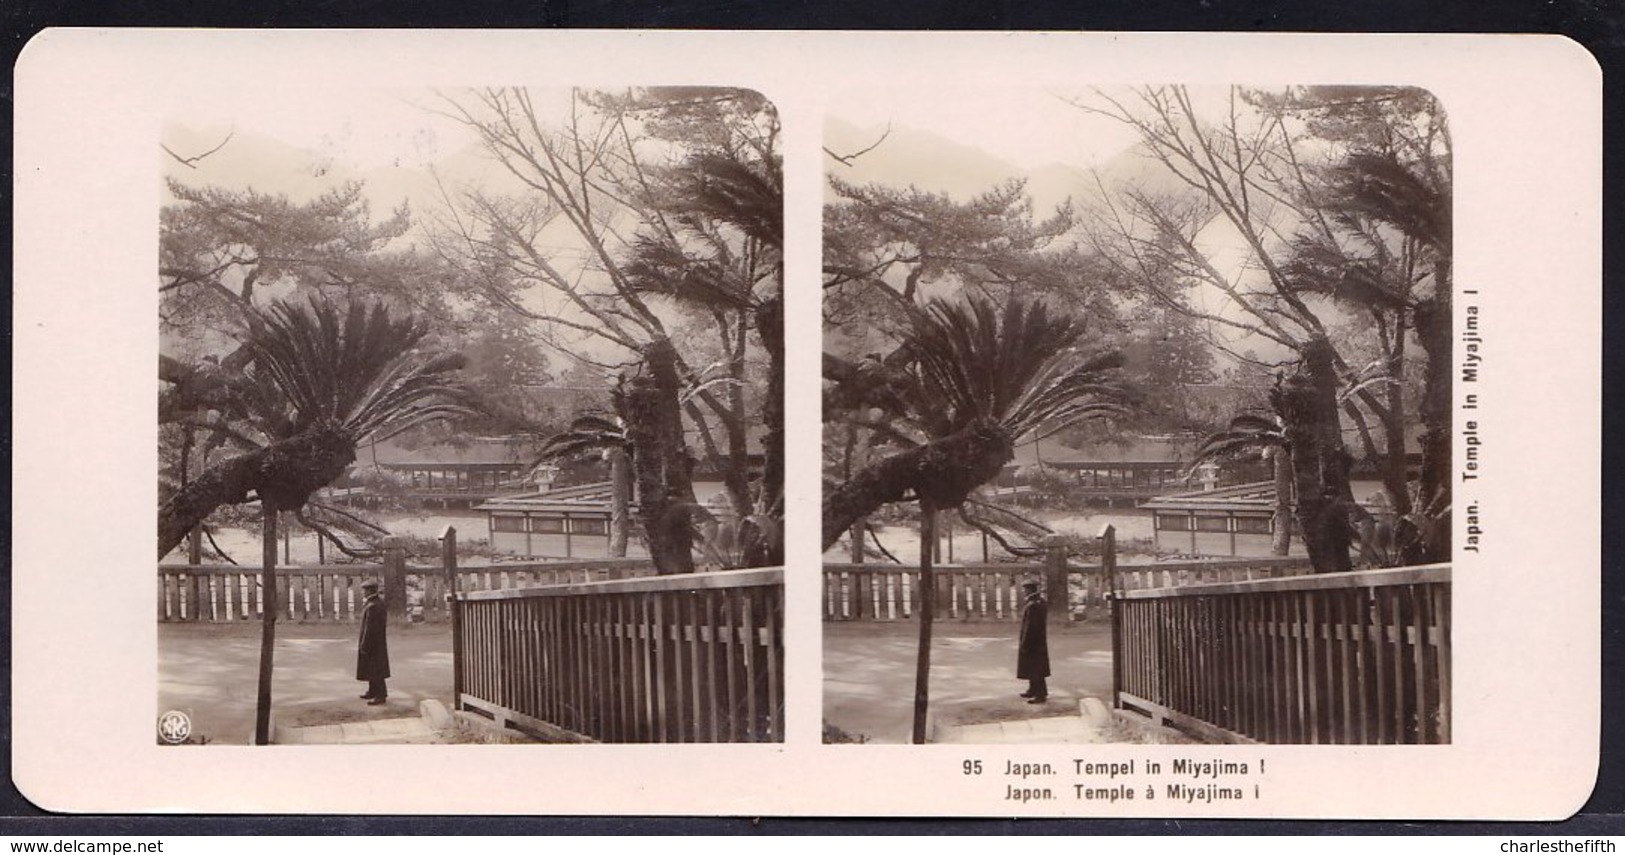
[10,29,1601,818]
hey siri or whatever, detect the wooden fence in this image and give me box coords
[822,556,1312,622]
[451,560,656,593]
[1114,557,1313,591]
[453,567,784,743]
[158,558,657,623]
[158,565,394,623]
[1113,563,1451,744]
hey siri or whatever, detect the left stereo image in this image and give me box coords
[156,86,785,746]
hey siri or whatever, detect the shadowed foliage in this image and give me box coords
[823,294,1129,550]
[158,295,480,557]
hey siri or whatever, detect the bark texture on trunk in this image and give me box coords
[1270,447,1293,556]
[821,419,1014,552]
[254,506,278,746]
[1272,338,1354,574]
[911,504,937,745]
[1413,275,1453,563]
[157,423,356,558]
[742,294,785,568]
[1378,380,1413,518]
[607,447,632,558]
[624,338,698,574]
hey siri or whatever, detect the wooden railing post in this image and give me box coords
[1099,524,1118,594]
[443,526,462,710]
[1112,564,1449,744]
[441,526,458,595]
[453,567,781,743]
[1042,534,1068,624]
[1101,524,1121,706]
[382,537,407,620]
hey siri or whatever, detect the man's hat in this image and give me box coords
[1022,579,1041,590]
[361,579,380,591]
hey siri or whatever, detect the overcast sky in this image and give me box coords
[166,87,476,174]
[830,87,1147,172]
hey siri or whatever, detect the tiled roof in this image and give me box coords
[1008,434,1199,467]
[1142,479,1394,513]
[1140,480,1279,512]
[366,436,541,467]
[477,481,620,515]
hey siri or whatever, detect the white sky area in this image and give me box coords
[161,84,1300,368]
[830,88,1140,171]
[824,85,1304,368]
[167,87,478,173]
[161,87,646,370]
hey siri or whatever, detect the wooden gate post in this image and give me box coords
[1099,524,1118,593]
[1042,534,1068,625]
[441,525,458,597]
[381,536,407,619]
[1100,524,1122,707]
[442,525,463,711]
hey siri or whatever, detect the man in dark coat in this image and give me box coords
[356,579,390,705]
[1017,580,1049,703]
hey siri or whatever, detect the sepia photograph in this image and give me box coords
[11,30,1599,817]
[822,85,1452,746]
[156,85,785,745]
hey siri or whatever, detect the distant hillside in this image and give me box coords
[161,122,503,219]
[823,117,1186,224]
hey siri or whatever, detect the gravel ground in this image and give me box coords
[157,621,454,745]
[822,619,1116,744]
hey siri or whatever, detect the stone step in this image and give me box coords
[933,698,1109,744]
[275,715,437,745]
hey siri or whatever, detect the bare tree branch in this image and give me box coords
[161,127,235,169]
[824,123,892,166]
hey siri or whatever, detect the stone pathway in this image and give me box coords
[824,621,1116,744]
[935,715,1099,744]
[276,715,437,744]
[158,622,454,745]
[275,698,459,744]
[933,698,1115,744]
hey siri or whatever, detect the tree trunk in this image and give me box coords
[822,419,1013,551]
[1413,276,1453,562]
[849,517,868,563]
[624,338,698,574]
[254,505,278,745]
[1272,338,1353,573]
[607,447,631,558]
[1376,344,1414,517]
[1270,447,1292,556]
[742,294,785,568]
[158,425,356,559]
[911,504,937,745]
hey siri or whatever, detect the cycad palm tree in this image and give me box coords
[824,295,1128,547]
[823,293,1129,743]
[159,294,479,744]
[623,146,786,567]
[159,296,479,555]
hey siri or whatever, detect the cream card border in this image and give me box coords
[11,29,1602,818]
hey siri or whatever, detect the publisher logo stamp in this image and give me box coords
[158,710,192,744]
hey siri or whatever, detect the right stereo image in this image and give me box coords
[820,84,1453,747]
